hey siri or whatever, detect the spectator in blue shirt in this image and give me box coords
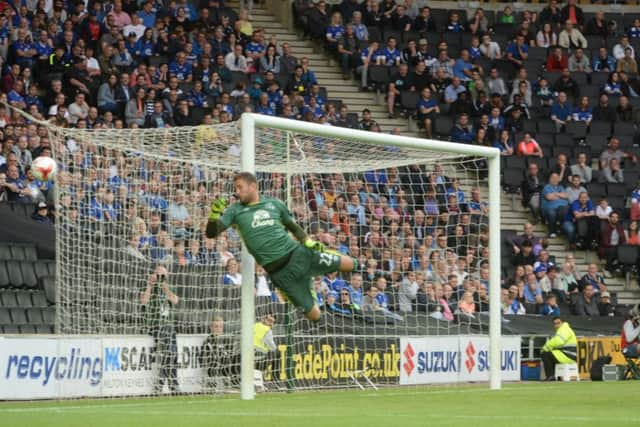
[137,28,157,60]
[417,87,440,138]
[256,92,275,116]
[572,96,593,125]
[450,113,476,143]
[523,273,543,305]
[541,172,570,238]
[603,71,624,97]
[266,81,283,112]
[376,37,401,66]
[11,28,36,69]
[592,47,616,72]
[300,57,318,86]
[452,49,474,82]
[187,81,208,108]
[444,77,466,104]
[562,191,598,249]
[326,12,345,51]
[446,11,464,32]
[506,34,529,68]
[7,79,26,110]
[539,294,561,316]
[137,1,157,28]
[168,51,193,82]
[222,258,242,285]
[550,91,572,132]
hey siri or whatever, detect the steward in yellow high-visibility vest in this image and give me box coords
[253,315,276,354]
[541,316,577,380]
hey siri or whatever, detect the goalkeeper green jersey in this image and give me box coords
[219,196,298,266]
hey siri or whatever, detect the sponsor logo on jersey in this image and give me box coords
[251,209,275,228]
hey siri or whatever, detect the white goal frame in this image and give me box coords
[238,113,502,400]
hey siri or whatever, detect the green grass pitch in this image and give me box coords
[1,382,638,427]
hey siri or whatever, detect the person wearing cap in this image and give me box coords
[541,317,577,380]
[32,202,52,224]
[598,291,615,316]
[621,305,640,358]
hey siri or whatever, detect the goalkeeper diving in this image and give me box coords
[206,172,358,321]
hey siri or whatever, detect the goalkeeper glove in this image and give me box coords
[304,239,325,252]
[208,197,227,221]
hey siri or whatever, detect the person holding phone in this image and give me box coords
[140,265,180,394]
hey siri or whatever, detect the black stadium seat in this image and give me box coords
[36,325,54,334]
[0,245,11,260]
[2,325,19,334]
[0,262,10,289]
[589,122,612,136]
[31,291,48,307]
[41,276,56,303]
[33,261,50,280]
[9,245,26,261]
[400,91,420,116]
[42,307,55,324]
[15,290,33,307]
[368,65,390,89]
[20,325,36,334]
[26,308,44,325]
[0,291,18,308]
[6,261,23,287]
[10,308,27,325]
[20,262,38,289]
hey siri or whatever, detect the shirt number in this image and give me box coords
[319,253,334,266]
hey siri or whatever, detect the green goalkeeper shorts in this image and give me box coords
[269,245,342,313]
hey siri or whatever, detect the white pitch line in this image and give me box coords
[3,407,634,423]
[0,383,611,414]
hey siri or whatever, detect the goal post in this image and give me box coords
[4,101,506,399]
[239,113,503,398]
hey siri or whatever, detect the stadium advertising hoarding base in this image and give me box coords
[1,334,521,399]
[400,336,521,385]
[0,335,209,399]
[264,336,400,387]
[0,334,398,399]
[576,337,626,380]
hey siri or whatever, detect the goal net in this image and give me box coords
[44,113,501,398]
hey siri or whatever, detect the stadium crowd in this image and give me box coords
[0,0,635,325]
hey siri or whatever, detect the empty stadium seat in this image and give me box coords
[0,308,11,324]
[589,121,612,136]
[35,325,54,334]
[31,291,48,307]
[15,290,33,307]
[2,325,19,334]
[33,261,49,280]
[0,245,11,260]
[26,308,44,325]
[0,291,18,307]
[20,325,36,334]
[10,308,27,324]
[0,262,9,289]
[20,262,38,289]
[401,91,420,116]
[42,307,55,324]
[41,276,55,303]
[6,261,23,287]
